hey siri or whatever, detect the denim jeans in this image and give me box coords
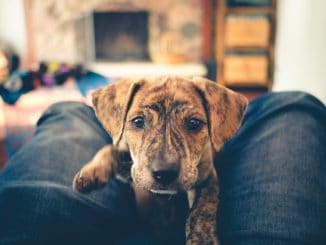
[0,92,325,245]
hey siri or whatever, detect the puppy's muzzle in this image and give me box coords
[151,160,179,186]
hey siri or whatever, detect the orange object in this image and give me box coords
[225,16,270,48]
[223,55,269,85]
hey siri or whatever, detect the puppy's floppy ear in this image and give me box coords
[92,78,143,146]
[191,77,248,152]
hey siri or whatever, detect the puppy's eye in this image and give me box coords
[184,118,204,132]
[132,117,145,129]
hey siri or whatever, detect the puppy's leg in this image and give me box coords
[186,169,219,245]
[73,145,120,192]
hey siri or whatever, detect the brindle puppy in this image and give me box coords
[72,76,247,244]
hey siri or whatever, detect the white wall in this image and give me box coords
[0,0,27,57]
[274,0,326,103]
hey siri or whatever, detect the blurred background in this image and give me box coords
[0,0,325,167]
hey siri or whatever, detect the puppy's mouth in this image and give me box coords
[131,165,181,195]
[148,181,181,195]
[149,189,178,195]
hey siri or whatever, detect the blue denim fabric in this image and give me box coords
[215,92,326,245]
[0,92,325,244]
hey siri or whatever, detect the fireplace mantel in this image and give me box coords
[28,0,205,64]
[88,61,207,78]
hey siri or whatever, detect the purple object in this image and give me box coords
[42,74,56,86]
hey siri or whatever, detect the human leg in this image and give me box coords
[0,102,140,244]
[2,91,325,244]
[216,92,326,244]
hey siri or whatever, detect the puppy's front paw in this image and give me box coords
[72,161,110,192]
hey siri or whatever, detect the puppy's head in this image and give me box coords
[93,76,247,194]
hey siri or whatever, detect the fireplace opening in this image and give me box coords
[93,11,150,61]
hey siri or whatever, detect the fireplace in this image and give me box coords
[31,0,205,64]
[93,11,150,61]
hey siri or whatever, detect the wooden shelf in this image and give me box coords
[226,7,275,15]
[215,0,276,90]
[224,47,270,52]
[224,80,273,87]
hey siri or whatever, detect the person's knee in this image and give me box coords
[274,91,324,109]
[217,91,326,244]
[273,91,325,127]
[246,91,325,127]
[36,101,97,128]
[42,101,92,118]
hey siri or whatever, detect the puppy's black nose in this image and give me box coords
[151,162,179,186]
[152,169,178,185]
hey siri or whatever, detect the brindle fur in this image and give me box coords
[73,76,247,244]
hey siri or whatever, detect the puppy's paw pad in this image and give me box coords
[72,166,108,192]
[72,171,92,192]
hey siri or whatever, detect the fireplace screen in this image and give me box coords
[93,11,150,61]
